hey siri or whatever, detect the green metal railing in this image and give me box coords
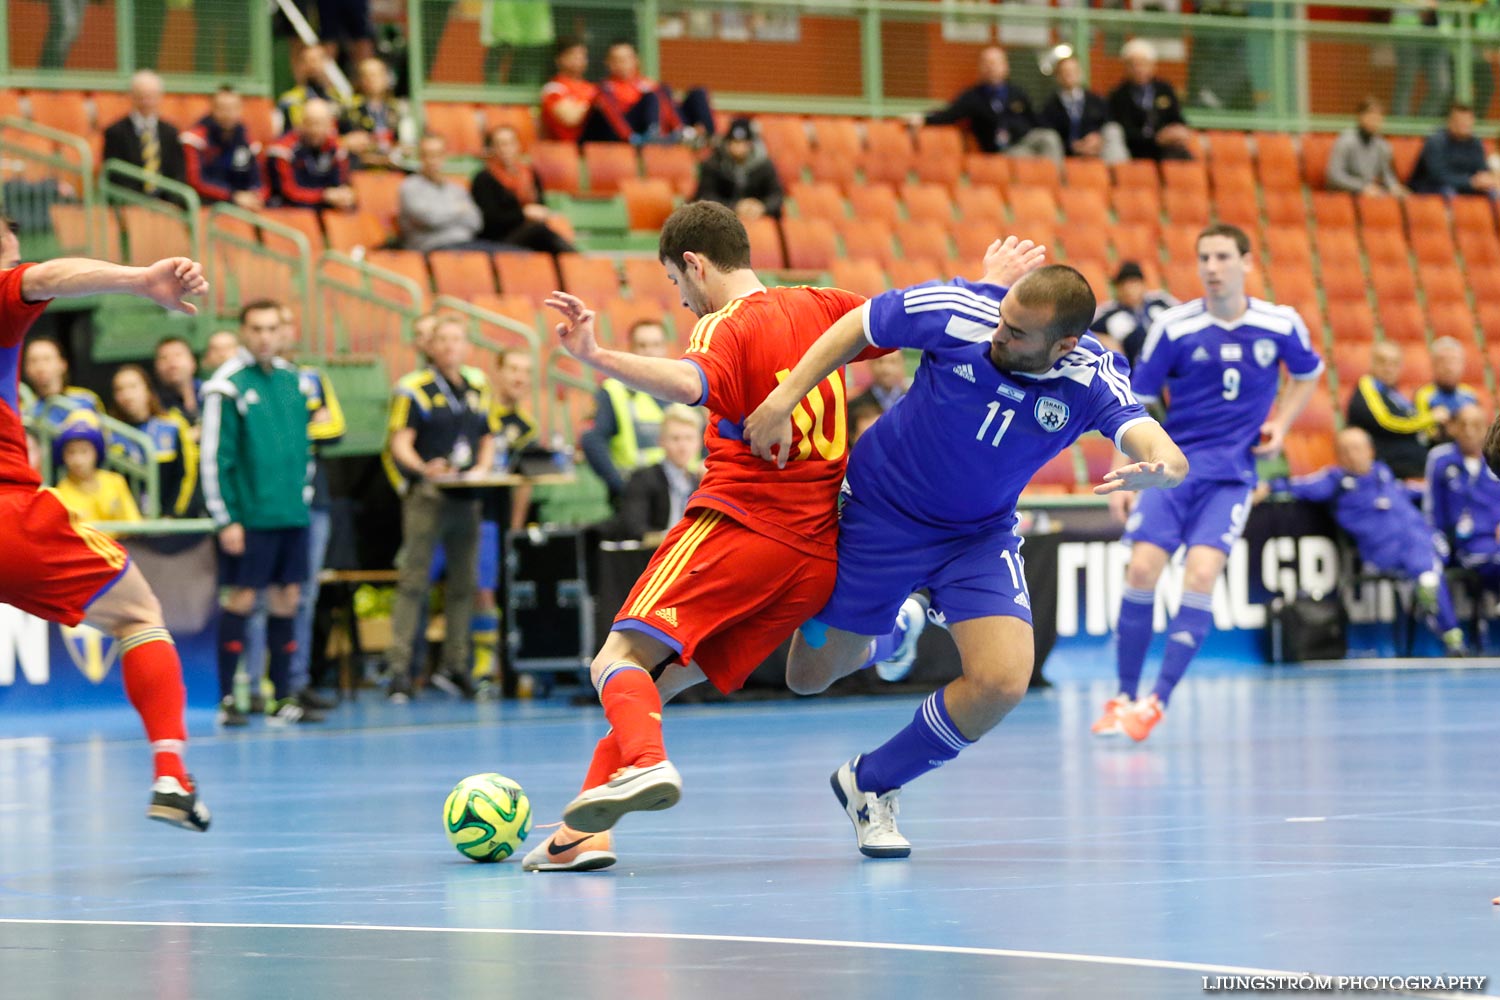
[0,116,99,259]
[205,203,315,350]
[433,293,546,421]
[315,250,425,358]
[100,158,203,262]
[25,396,164,517]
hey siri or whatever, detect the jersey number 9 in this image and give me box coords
[1222,368,1241,401]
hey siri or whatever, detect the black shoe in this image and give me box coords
[217,696,248,728]
[248,693,266,715]
[266,698,326,725]
[295,687,338,711]
[387,676,413,704]
[147,775,211,832]
[429,669,477,700]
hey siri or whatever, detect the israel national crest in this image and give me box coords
[1034,397,1070,432]
[1253,338,1277,368]
[60,623,119,684]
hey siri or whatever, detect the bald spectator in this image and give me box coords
[1107,39,1194,161]
[1039,55,1128,163]
[102,70,187,199]
[1347,340,1447,479]
[1327,98,1407,196]
[849,351,909,415]
[471,125,576,253]
[399,135,483,252]
[277,45,337,133]
[267,100,355,210]
[1416,337,1481,441]
[182,87,267,210]
[910,45,1063,164]
[1426,404,1500,594]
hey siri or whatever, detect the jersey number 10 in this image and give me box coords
[774,369,848,461]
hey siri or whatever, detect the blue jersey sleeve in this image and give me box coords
[1287,468,1340,504]
[864,278,1007,352]
[1130,317,1176,402]
[1279,309,1324,380]
[1084,350,1153,448]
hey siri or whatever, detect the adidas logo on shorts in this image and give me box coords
[952,363,976,383]
[655,607,679,628]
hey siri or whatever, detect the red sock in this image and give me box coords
[598,663,665,768]
[119,628,190,788]
[580,732,624,792]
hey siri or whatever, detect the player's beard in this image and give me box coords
[990,342,1053,374]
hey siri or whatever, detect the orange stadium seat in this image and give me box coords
[1403,194,1449,236]
[620,178,675,231]
[781,217,837,270]
[1009,158,1060,195]
[1458,230,1500,267]
[963,154,1010,191]
[473,293,542,329]
[159,93,208,130]
[494,252,560,306]
[1215,191,1260,229]
[1262,190,1306,228]
[558,254,621,303]
[483,105,537,151]
[1481,305,1500,342]
[1255,133,1301,191]
[1112,159,1160,192]
[1363,229,1411,268]
[1427,301,1477,343]
[1315,227,1361,265]
[1300,133,1337,189]
[424,102,484,155]
[1028,449,1079,493]
[953,186,1005,226]
[1320,263,1368,305]
[622,257,680,311]
[351,171,403,227]
[1059,224,1110,264]
[365,249,433,295]
[1270,268,1318,308]
[1389,136,1424,180]
[1411,229,1457,267]
[887,257,945,288]
[1294,390,1338,435]
[895,220,951,263]
[1165,187,1211,227]
[1358,194,1404,233]
[1110,225,1159,270]
[1312,192,1357,229]
[532,142,581,195]
[1285,432,1336,476]
[1059,188,1109,229]
[790,180,846,223]
[260,207,325,253]
[582,143,638,194]
[1162,225,1200,262]
[1401,347,1434,390]
[760,117,811,186]
[1073,258,1112,300]
[809,116,862,159]
[428,250,497,298]
[1419,264,1468,306]
[952,226,999,264]
[1471,264,1500,307]
[848,184,902,226]
[916,126,964,165]
[28,90,90,135]
[838,218,898,269]
[1333,342,1374,389]
[1370,262,1418,302]
[640,145,698,197]
[1209,163,1257,197]
[91,91,131,130]
[1328,300,1377,343]
[1380,301,1427,343]
[1063,158,1110,194]
[1076,435,1116,486]
[1207,130,1254,166]
[1164,261,1201,300]
[829,258,888,300]
[863,119,915,185]
[1112,185,1161,230]
[744,216,786,270]
[1452,196,1497,235]
[601,298,668,347]
[240,97,275,146]
[902,183,953,225]
[321,210,388,253]
[1008,186,1058,227]
[1161,159,1208,194]
[808,148,858,189]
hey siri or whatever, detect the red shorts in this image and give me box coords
[613,508,837,694]
[0,487,130,626]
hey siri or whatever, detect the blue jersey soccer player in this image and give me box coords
[1427,404,1500,596]
[1097,223,1325,742]
[744,240,1188,857]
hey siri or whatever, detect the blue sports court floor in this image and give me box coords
[2,660,1498,999]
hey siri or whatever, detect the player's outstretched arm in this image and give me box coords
[979,235,1048,287]
[21,257,208,314]
[1253,375,1319,457]
[1095,421,1188,495]
[545,291,701,404]
[744,307,869,467]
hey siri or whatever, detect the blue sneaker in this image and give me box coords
[875,595,930,682]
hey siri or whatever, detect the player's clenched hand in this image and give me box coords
[141,257,209,315]
[743,401,795,468]
[1252,420,1286,457]
[545,291,602,362]
[981,236,1047,287]
[1095,460,1175,496]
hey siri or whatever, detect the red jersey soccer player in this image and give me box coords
[522,202,878,871]
[0,218,212,832]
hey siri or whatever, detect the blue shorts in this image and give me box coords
[431,520,500,591]
[221,527,310,590]
[1123,479,1254,555]
[815,496,1032,637]
[1365,530,1444,580]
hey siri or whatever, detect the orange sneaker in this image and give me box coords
[1121,694,1164,742]
[521,824,617,872]
[1090,695,1134,736]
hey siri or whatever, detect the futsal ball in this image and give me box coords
[443,773,533,862]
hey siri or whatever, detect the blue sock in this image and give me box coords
[860,625,904,671]
[1433,577,1459,633]
[1115,587,1155,700]
[1152,591,1214,706]
[855,688,973,795]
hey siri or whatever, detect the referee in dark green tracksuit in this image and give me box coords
[201,299,319,727]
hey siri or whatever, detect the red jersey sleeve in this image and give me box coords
[682,301,752,418]
[0,265,51,349]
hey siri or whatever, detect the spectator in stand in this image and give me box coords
[1107,39,1194,161]
[1346,340,1446,479]
[181,87,267,211]
[580,318,672,506]
[341,58,415,171]
[108,364,199,518]
[910,45,1063,164]
[50,411,141,529]
[1039,54,1128,164]
[471,125,577,253]
[1409,103,1499,197]
[41,0,84,69]
[277,45,337,133]
[1089,261,1177,366]
[1271,426,1466,655]
[582,40,716,146]
[399,135,484,252]
[1427,403,1500,592]
[600,404,704,543]
[1417,336,1481,441]
[201,330,242,376]
[692,118,785,221]
[540,38,597,144]
[1327,97,1408,197]
[315,0,377,67]
[268,100,356,210]
[102,70,188,200]
[849,351,909,414]
[23,337,101,428]
[154,335,203,429]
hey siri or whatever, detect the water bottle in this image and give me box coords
[550,430,574,473]
[492,431,510,472]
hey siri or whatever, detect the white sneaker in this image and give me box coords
[875,594,930,682]
[830,756,911,858]
[522,825,617,872]
[561,761,682,834]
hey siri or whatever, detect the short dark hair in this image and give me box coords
[239,299,283,325]
[1011,265,1097,342]
[1356,95,1382,115]
[658,202,752,272]
[1196,223,1252,256]
[555,37,586,58]
[1451,102,1474,115]
[155,334,192,353]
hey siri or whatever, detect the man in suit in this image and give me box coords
[911,45,1063,164]
[603,405,703,543]
[1106,39,1194,161]
[102,70,187,201]
[1039,55,1128,163]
